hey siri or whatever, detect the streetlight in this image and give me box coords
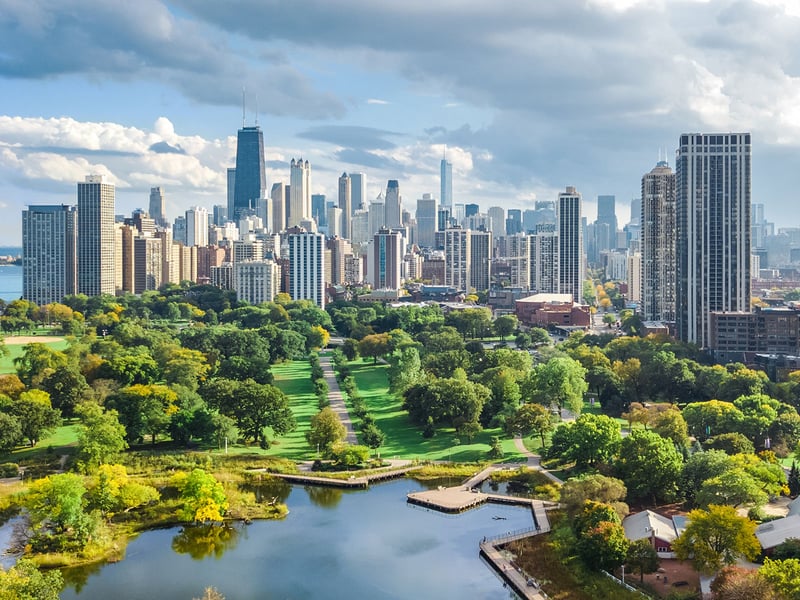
[621,564,625,584]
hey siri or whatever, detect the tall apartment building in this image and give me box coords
[444,227,470,291]
[231,125,266,220]
[185,206,209,247]
[488,206,505,237]
[416,194,437,248]
[134,235,163,293]
[288,228,326,308]
[506,234,529,289]
[469,230,492,292]
[77,175,116,296]
[271,182,286,233]
[641,160,676,322]
[350,172,366,213]
[338,173,351,239]
[371,227,404,290]
[289,158,311,227]
[529,224,559,294]
[676,133,751,347]
[234,260,280,305]
[22,205,77,305]
[557,186,584,303]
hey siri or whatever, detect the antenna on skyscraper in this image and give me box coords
[255,94,259,126]
[242,87,246,128]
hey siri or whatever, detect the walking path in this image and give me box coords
[319,354,358,445]
[513,437,564,484]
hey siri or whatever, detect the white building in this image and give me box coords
[77,175,116,296]
[185,206,209,247]
[288,228,326,308]
[288,158,311,228]
[234,260,280,305]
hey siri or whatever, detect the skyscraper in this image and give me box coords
[676,132,751,347]
[371,227,404,290]
[311,194,327,228]
[185,206,209,247]
[530,225,559,294]
[384,180,402,228]
[270,182,286,233]
[444,227,470,291]
[288,228,326,308]
[289,158,311,227]
[22,205,77,305]
[338,173,351,239]
[440,157,453,208]
[469,230,492,292]
[232,126,266,220]
[350,172,366,213]
[226,169,236,219]
[557,186,584,303]
[641,161,676,322]
[415,194,437,248]
[149,187,166,228]
[78,175,116,296]
[488,206,505,236]
[591,195,617,264]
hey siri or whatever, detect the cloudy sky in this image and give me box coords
[1,0,798,244]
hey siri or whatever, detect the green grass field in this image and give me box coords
[7,423,80,463]
[0,337,70,374]
[267,360,318,460]
[348,359,524,462]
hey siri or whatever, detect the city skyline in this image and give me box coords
[1,1,799,243]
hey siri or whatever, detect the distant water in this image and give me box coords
[0,247,23,301]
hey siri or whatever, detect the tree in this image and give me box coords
[13,343,68,387]
[559,474,629,519]
[523,356,587,417]
[683,400,745,441]
[673,505,761,574]
[107,384,178,445]
[789,462,800,497]
[306,407,347,455]
[75,401,128,472]
[172,468,228,523]
[307,325,331,350]
[25,473,95,552]
[711,566,779,600]
[358,333,391,364]
[773,538,800,560]
[402,378,489,429]
[615,429,683,504]
[360,423,385,455]
[39,365,90,418]
[161,347,211,391]
[387,347,422,394]
[760,558,800,600]
[0,559,63,600]
[231,380,295,446]
[330,442,370,467]
[0,412,22,453]
[704,432,755,455]
[10,390,61,447]
[507,403,553,449]
[88,464,159,518]
[650,406,690,447]
[626,539,659,583]
[550,413,621,467]
[696,468,768,508]
[681,450,734,507]
[493,314,518,340]
[341,338,359,361]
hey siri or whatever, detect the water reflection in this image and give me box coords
[172,523,243,560]
[240,478,292,504]
[304,485,343,508]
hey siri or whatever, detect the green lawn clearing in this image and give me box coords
[7,422,80,464]
[0,336,69,374]
[348,359,524,462]
[265,360,318,460]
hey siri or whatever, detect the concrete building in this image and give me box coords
[676,133,751,347]
[384,180,402,228]
[515,293,591,328]
[288,228,326,308]
[416,193,437,249]
[338,173,351,239]
[641,161,677,322]
[271,182,286,234]
[134,235,163,293]
[488,206,505,237]
[350,172,366,213]
[444,227,470,291]
[529,225,559,294]
[22,204,77,305]
[469,230,492,292]
[289,158,311,227]
[77,175,116,296]
[371,227,404,290]
[557,187,584,303]
[234,260,280,305]
[506,234,530,289]
[149,187,167,228]
[185,206,209,247]
[440,157,452,208]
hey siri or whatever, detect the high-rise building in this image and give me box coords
[77,175,116,296]
[288,228,326,308]
[311,194,327,229]
[271,182,286,233]
[384,180,402,228]
[440,157,453,208]
[327,206,343,238]
[22,205,77,305]
[185,206,209,247]
[416,194,437,248]
[226,169,236,219]
[134,236,163,293]
[529,225,559,294]
[212,205,228,227]
[506,234,529,289]
[488,206,505,236]
[349,172,366,213]
[444,227,470,291]
[371,227,404,290]
[590,195,618,265]
[676,132,751,347]
[368,199,385,238]
[557,186,584,303]
[149,187,166,228]
[232,126,266,220]
[465,203,479,218]
[506,209,523,235]
[641,161,676,322]
[172,216,187,245]
[469,230,492,292]
[234,260,280,305]
[289,158,311,227]
[338,173,352,239]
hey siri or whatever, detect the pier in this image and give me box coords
[262,464,420,489]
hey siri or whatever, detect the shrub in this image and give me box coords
[0,463,19,478]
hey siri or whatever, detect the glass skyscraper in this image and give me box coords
[231,126,266,220]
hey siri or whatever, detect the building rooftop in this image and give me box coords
[622,510,678,543]
[517,293,574,304]
[756,514,800,550]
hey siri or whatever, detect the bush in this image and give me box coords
[0,462,19,478]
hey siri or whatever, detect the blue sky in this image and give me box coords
[1,0,799,243]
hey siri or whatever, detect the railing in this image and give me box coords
[485,526,538,545]
[600,570,653,599]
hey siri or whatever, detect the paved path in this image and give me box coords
[513,437,564,484]
[319,355,358,444]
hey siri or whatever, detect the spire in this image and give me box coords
[242,87,246,128]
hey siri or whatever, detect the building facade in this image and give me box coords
[288,228,326,308]
[77,175,116,296]
[557,187,584,302]
[289,158,311,227]
[641,161,676,322]
[231,126,266,220]
[22,204,77,305]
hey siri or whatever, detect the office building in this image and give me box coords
[557,187,584,303]
[641,160,676,322]
[311,194,327,229]
[172,216,187,245]
[676,132,752,347]
[506,209,522,235]
[416,193,437,248]
[271,182,286,233]
[350,172,366,213]
[133,236,163,293]
[149,187,166,228]
[231,126,266,220]
[212,205,228,227]
[327,206,343,238]
[384,180,402,228]
[289,158,311,227]
[22,205,77,305]
[226,169,236,219]
[185,206,209,247]
[506,234,529,289]
[77,175,116,296]
[488,206,505,236]
[440,157,453,208]
[288,228,326,308]
[338,173,352,239]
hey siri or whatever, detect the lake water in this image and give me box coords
[0,265,22,302]
[60,479,531,599]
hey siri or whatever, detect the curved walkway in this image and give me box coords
[513,437,563,485]
[319,355,358,445]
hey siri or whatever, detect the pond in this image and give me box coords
[60,479,531,599]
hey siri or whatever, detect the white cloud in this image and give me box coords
[367,98,390,105]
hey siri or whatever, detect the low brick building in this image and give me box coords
[515,293,591,328]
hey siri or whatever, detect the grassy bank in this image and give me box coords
[267,360,318,460]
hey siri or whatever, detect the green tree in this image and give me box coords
[341,338,359,361]
[107,384,178,445]
[403,378,489,428]
[695,468,768,508]
[87,464,159,518]
[10,390,61,446]
[683,400,745,441]
[507,403,553,449]
[360,423,385,455]
[673,505,761,573]
[387,347,422,394]
[559,474,629,519]
[330,442,370,467]
[161,347,211,392]
[493,314,518,340]
[25,473,95,552]
[625,539,659,583]
[233,380,295,446]
[13,343,68,387]
[307,407,347,455]
[172,468,228,523]
[523,356,587,417]
[552,413,621,467]
[760,558,800,600]
[704,432,756,455]
[680,450,734,507]
[358,333,391,364]
[615,429,683,504]
[576,520,629,571]
[75,401,128,472]
[0,412,22,453]
[650,406,690,447]
[0,559,63,600]
[39,365,90,418]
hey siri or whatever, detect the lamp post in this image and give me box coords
[621,564,625,584]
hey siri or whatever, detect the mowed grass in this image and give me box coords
[7,422,80,463]
[0,337,69,374]
[267,360,318,460]
[348,359,524,462]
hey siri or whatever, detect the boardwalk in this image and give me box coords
[319,354,358,444]
[480,539,548,600]
[263,464,420,489]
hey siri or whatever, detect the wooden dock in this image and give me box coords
[264,465,420,489]
[480,537,549,600]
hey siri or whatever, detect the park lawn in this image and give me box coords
[348,359,524,462]
[0,337,69,374]
[7,422,80,463]
[267,360,318,460]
